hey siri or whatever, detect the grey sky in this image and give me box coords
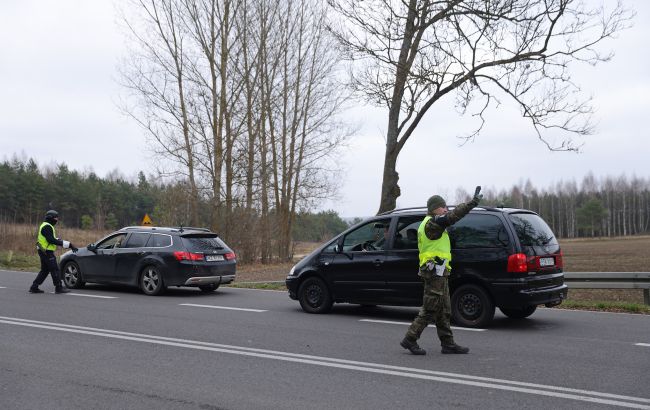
[1,0,648,218]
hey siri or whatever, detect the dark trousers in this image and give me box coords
[405,269,454,346]
[32,250,62,289]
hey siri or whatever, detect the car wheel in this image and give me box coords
[500,305,537,319]
[451,284,495,328]
[298,277,333,314]
[199,283,220,292]
[140,265,166,296]
[62,261,85,289]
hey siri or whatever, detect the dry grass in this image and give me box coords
[559,235,650,304]
[0,222,111,256]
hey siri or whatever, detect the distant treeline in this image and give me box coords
[0,158,349,261]
[1,158,648,257]
[473,174,650,238]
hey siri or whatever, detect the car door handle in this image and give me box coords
[138,251,149,256]
[373,259,384,266]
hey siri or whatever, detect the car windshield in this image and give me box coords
[181,235,225,252]
[509,213,557,246]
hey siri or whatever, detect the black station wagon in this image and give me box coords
[286,206,567,327]
[60,226,236,295]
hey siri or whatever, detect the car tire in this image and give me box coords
[500,305,537,319]
[298,277,333,314]
[140,265,166,296]
[199,283,220,292]
[451,284,495,328]
[62,261,85,289]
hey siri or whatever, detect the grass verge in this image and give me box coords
[227,282,286,291]
[555,300,650,314]
[0,251,40,271]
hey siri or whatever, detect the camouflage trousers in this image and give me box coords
[404,269,454,346]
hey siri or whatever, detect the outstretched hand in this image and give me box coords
[473,186,483,203]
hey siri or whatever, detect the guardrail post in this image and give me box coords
[645,289,650,306]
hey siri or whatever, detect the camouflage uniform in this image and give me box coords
[404,199,479,347]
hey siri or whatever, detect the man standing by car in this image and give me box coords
[400,187,482,355]
[29,210,78,294]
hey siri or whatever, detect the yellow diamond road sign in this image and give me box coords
[141,214,153,226]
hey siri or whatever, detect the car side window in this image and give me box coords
[96,233,128,250]
[448,214,510,249]
[146,234,172,248]
[342,219,391,252]
[393,216,423,250]
[123,232,151,249]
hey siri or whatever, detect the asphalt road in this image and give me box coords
[1,269,649,410]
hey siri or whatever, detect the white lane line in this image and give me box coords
[179,303,267,312]
[0,315,648,409]
[67,293,118,299]
[0,286,6,289]
[636,343,650,347]
[360,319,487,332]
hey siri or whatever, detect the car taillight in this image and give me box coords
[556,250,564,269]
[507,253,528,273]
[224,252,236,260]
[173,251,204,261]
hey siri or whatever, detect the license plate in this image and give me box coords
[205,255,224,262]
[539,257,554,267]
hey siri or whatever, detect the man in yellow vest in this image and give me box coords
[400,186,482,355]
[29,210,78,294]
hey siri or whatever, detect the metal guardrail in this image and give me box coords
[563,272,650,305]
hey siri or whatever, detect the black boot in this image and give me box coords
[441,343,469,354]
[400,338,426,355]
[29,287,44,294]
[55,286,70,294]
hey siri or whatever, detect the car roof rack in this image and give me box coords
[176,225,211,233]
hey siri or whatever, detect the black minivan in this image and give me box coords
[286,206,567,327]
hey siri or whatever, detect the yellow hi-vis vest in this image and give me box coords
[37,222,57,251]
[418,216,452,270]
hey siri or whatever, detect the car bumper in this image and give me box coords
[286,276,299,300]
[184,274,235,286]
[493,282,568,308]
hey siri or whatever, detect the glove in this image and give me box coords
[473,186,483,203]
[71,244,78,253]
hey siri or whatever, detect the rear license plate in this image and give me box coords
[539,257,554,267]
[205,255,225,262]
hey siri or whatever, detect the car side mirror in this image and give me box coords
[334,243,341,253]
[87,243,97,252]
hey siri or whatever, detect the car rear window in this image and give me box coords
[448,214,510,248]
[508,213,558,246]
[181,235,226,252]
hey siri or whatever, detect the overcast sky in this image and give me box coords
[1,0,648,218]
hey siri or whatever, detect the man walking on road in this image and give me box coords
[400,187,482,355]
[29,210,78,294]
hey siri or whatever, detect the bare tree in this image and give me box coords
[119,0,201,225]
[327,0,634,213]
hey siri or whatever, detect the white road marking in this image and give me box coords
[635,343,650,347]
[67,293,118,299]
[179,303,267,312]
[360,318,487,332]
[0,286,6,289]
[1,315,648,409]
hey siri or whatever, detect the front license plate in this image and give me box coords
[539,257,554,267]
[205,255,225,262]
